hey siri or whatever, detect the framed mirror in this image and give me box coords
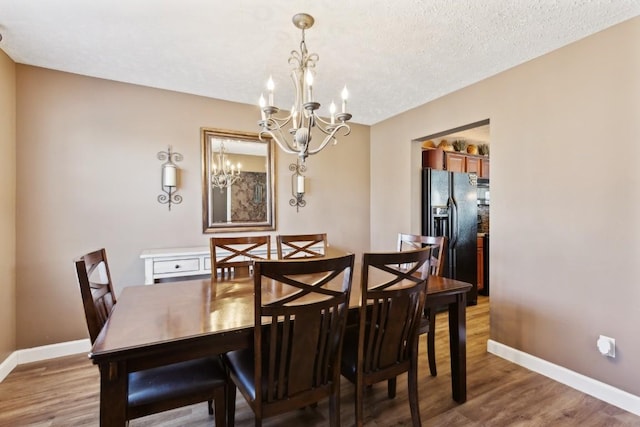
[201,128,275,233]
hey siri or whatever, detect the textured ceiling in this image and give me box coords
[0,1,638,125]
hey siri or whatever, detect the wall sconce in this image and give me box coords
[289,160,306,212]
[157,146,183,210]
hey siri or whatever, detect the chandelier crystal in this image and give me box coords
[211,140,241,191]
[258,13,352,163]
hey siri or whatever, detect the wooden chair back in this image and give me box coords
[359,248,431,374]
[210,235,271,280]
[341,247,431,427]
[397,233,446,276]
[74,248,116,343]
[276,232,328,259]
[252,253,355,423]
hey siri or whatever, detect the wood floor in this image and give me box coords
[1,296,638,426]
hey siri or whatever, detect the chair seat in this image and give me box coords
[224,348,268,402]
[418,315,430,335]
[128,357,226,409]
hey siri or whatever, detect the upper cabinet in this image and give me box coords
[423,148,490,178]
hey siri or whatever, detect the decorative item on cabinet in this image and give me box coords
[289,160,306,212]
[478,143,490,156]
[452,140,467,152]
[438,139,454,151]
[157,146,183,211]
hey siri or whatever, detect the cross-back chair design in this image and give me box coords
[398,233,447,377]
[224,253,356,427]
[397,233,446,276]
[74,248,229,425]
[276,232,328,259]
[210,235,271,280]
[341,247,432,427]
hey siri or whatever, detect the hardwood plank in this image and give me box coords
[0,296,637,426]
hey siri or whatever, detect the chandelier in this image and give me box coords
[211,140,241,190]
[258,13,352,163]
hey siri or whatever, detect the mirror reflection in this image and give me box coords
[201,128,275,233]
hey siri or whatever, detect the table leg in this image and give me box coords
[98,361,128,426]
[448,292,467,403]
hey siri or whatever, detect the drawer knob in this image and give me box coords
[175,264,180,269]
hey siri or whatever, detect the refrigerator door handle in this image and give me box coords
[449,196,458,249]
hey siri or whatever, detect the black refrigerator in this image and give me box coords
[422,168,478,304]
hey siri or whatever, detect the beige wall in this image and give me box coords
[14,66,370,349]
[371,17,640,395]
[0,50,16,362]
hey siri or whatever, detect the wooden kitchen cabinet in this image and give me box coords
[445,152,466,172]
[477,235,484,293]
[480,158,490,178]
[466,156,481,175]
[422,148,490,178]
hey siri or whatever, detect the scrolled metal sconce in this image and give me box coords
[289,160,306,212]
[157,146,183,210]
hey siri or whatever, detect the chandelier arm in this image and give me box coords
[307,123,351,156]
[311,113,351,136]
[260,129,300,155]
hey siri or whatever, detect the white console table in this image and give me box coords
[140,246,212,285]
[140,244,323,285]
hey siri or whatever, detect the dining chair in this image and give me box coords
[74,248,230,425]
[398,233,446,377]
[276,232,328,259]
[224,253,356,427]
[210,235,271,280]
[341,247,432,427]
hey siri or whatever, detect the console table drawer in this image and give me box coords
[154,258,200,274]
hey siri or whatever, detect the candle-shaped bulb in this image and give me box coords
[267,76,275,106]
[305,69,314,87]
[292,106,298,129]
[305,69,314,101]
[237,163,241,173]
[341,85,349,113]
[259,94,266,120]
[329,101,336,124]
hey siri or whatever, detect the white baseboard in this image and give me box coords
[0,351,18,383]
[487,339,640,416]
[0,338,91,383]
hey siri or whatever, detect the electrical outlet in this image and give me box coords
[597,335,615,358]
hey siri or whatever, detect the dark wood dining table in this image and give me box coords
[90,256,472,426]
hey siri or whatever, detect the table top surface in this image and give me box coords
[91,255,472,362]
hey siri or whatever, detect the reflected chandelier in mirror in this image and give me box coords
[201,128,275,233]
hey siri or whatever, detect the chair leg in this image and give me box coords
[355,380,364,427]
[329,391,341,427]
[213,387,226,427]
[387,377,397,398]
[208,399,214,415]
[227,384,236,427]
[426,308,437,376]
[408,357,422,427]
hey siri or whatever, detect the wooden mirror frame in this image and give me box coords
[201,128,276,233]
